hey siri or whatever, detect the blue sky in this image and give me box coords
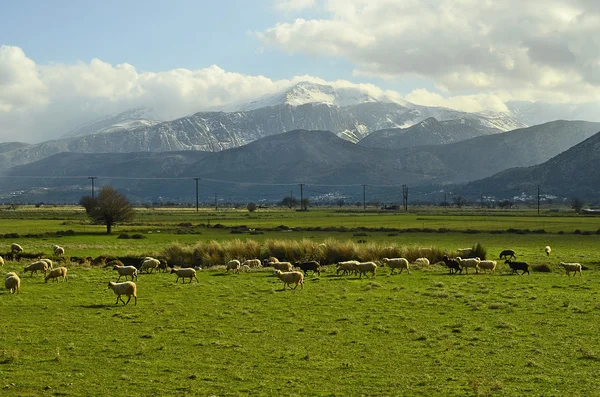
[1,0,599,142]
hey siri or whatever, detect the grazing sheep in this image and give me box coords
[139,257,160,274]
[240,264,251,272]
[272,262,293,272]
[23,260,49,277]
[559,262,582,277]
[381,258,410,274]
[5,273,20,294]
[295,261,321,276]
[478,260,497,274]
[226,260,241,274]
[242,259,262,268]
[442,256,462,274]
[456,248,473,257]
[414,257,430,267]
[0,255,4,266]
[356,262,377,278]
[11,243,23,254]
[53,246,65,257]
[107,281,137,305]
[45,267,68,283]
[499,249,516,260]
[505,260,530,275]
[39,258,53,270]
[545,246,552,256]
[262,257,279,266]
[158,259,169,273]
[171,268,199,283]
[336,260,359,276]
[273,269,304,290]
[113,265,138,282]
[456,257,480,274]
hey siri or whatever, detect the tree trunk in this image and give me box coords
[106,223,112,234]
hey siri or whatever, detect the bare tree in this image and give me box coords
[453,196,466,208]
[247,202,257,212]
[79,186,135,234]
[281,196,298,209]
[571,197,584,213]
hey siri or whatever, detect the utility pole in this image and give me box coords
[193,178,200,212]
[215,192,218,211]
[537,185,540,215]
[363,184,367,210]
[299,184,304,211]
[401,185,409,211]
[88,177,97,200]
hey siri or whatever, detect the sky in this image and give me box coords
[1,0,600,143]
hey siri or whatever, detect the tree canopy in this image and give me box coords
[79,186,135,234]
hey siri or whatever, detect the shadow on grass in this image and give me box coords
[211,273,230,277]
[79,304,114,309]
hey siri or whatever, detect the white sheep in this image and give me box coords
[139,257,160,273]
[240,264,251,272]
[40,258,53,270]
[413,257,430,267]
[5,273,20,294]
[273,269,304,290]
[45,267,68,283]
[226,260,241,274]
[113,265,138,282]
[336,260,359,276]
[242,259,262,268]
[456,257,480,274]
[381,258,409,274]
[53,246,65,257]
[107,281,137,305]
[262,257,279,266]
[171,268,199,283]
[11,243,23,254]
[559,262,582,277]
[272,262,294,272]
[477,260,497,274]
[545,246,551,256]
[23,260,49,277]
[0,255,4,266]
[356,262,377,278]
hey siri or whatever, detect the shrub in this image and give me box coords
[131,234,146,239]
[117,233,130,239]
[470,243,487,260]
[533,264,552,273]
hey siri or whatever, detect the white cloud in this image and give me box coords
[258,0,600,103]
[274,0,318,12]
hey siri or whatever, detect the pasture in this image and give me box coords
[2,206,600,396]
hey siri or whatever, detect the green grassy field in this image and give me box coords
[2,206,600,396]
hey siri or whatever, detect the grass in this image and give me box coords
[2,263,600,396]
[2,206,600,395]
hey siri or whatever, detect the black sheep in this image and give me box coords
[505,260,529,275]
[296,261,321,276]
[442,255,462,274]
[499,249,516,259]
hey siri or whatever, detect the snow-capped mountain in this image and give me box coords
[61,108,162,139]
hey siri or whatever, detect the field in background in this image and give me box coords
[2,206,600,395]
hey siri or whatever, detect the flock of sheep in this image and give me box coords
[1,242,586,303]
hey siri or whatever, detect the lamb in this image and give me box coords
[5,273,20,294]
[139,257,160,273]
[11,243,23,254]
[499,249,516,259]
[477,260,497,274]
[413,257,430,267]
[356,262,377,278]
[505,260,530,275]
[456,257,480,274]
[226,260,241,274]
[559,262,582,277]
[23,260,49,277]
[242,259,262,268]
[381,258,409,274]
[295,261,321,276]
[53,246,65,257]
[113,264,138,282]
[272,262,293,272]
[336,260,359,276]
[240,264,251,272]
[0,255,4,266]
[273,269,304,290]
[107,281,137,305]
[544,246,552,256]
[171,268,199,283]
[442,256,461,274]
[456,248,473,257]
[45,267,68,283]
